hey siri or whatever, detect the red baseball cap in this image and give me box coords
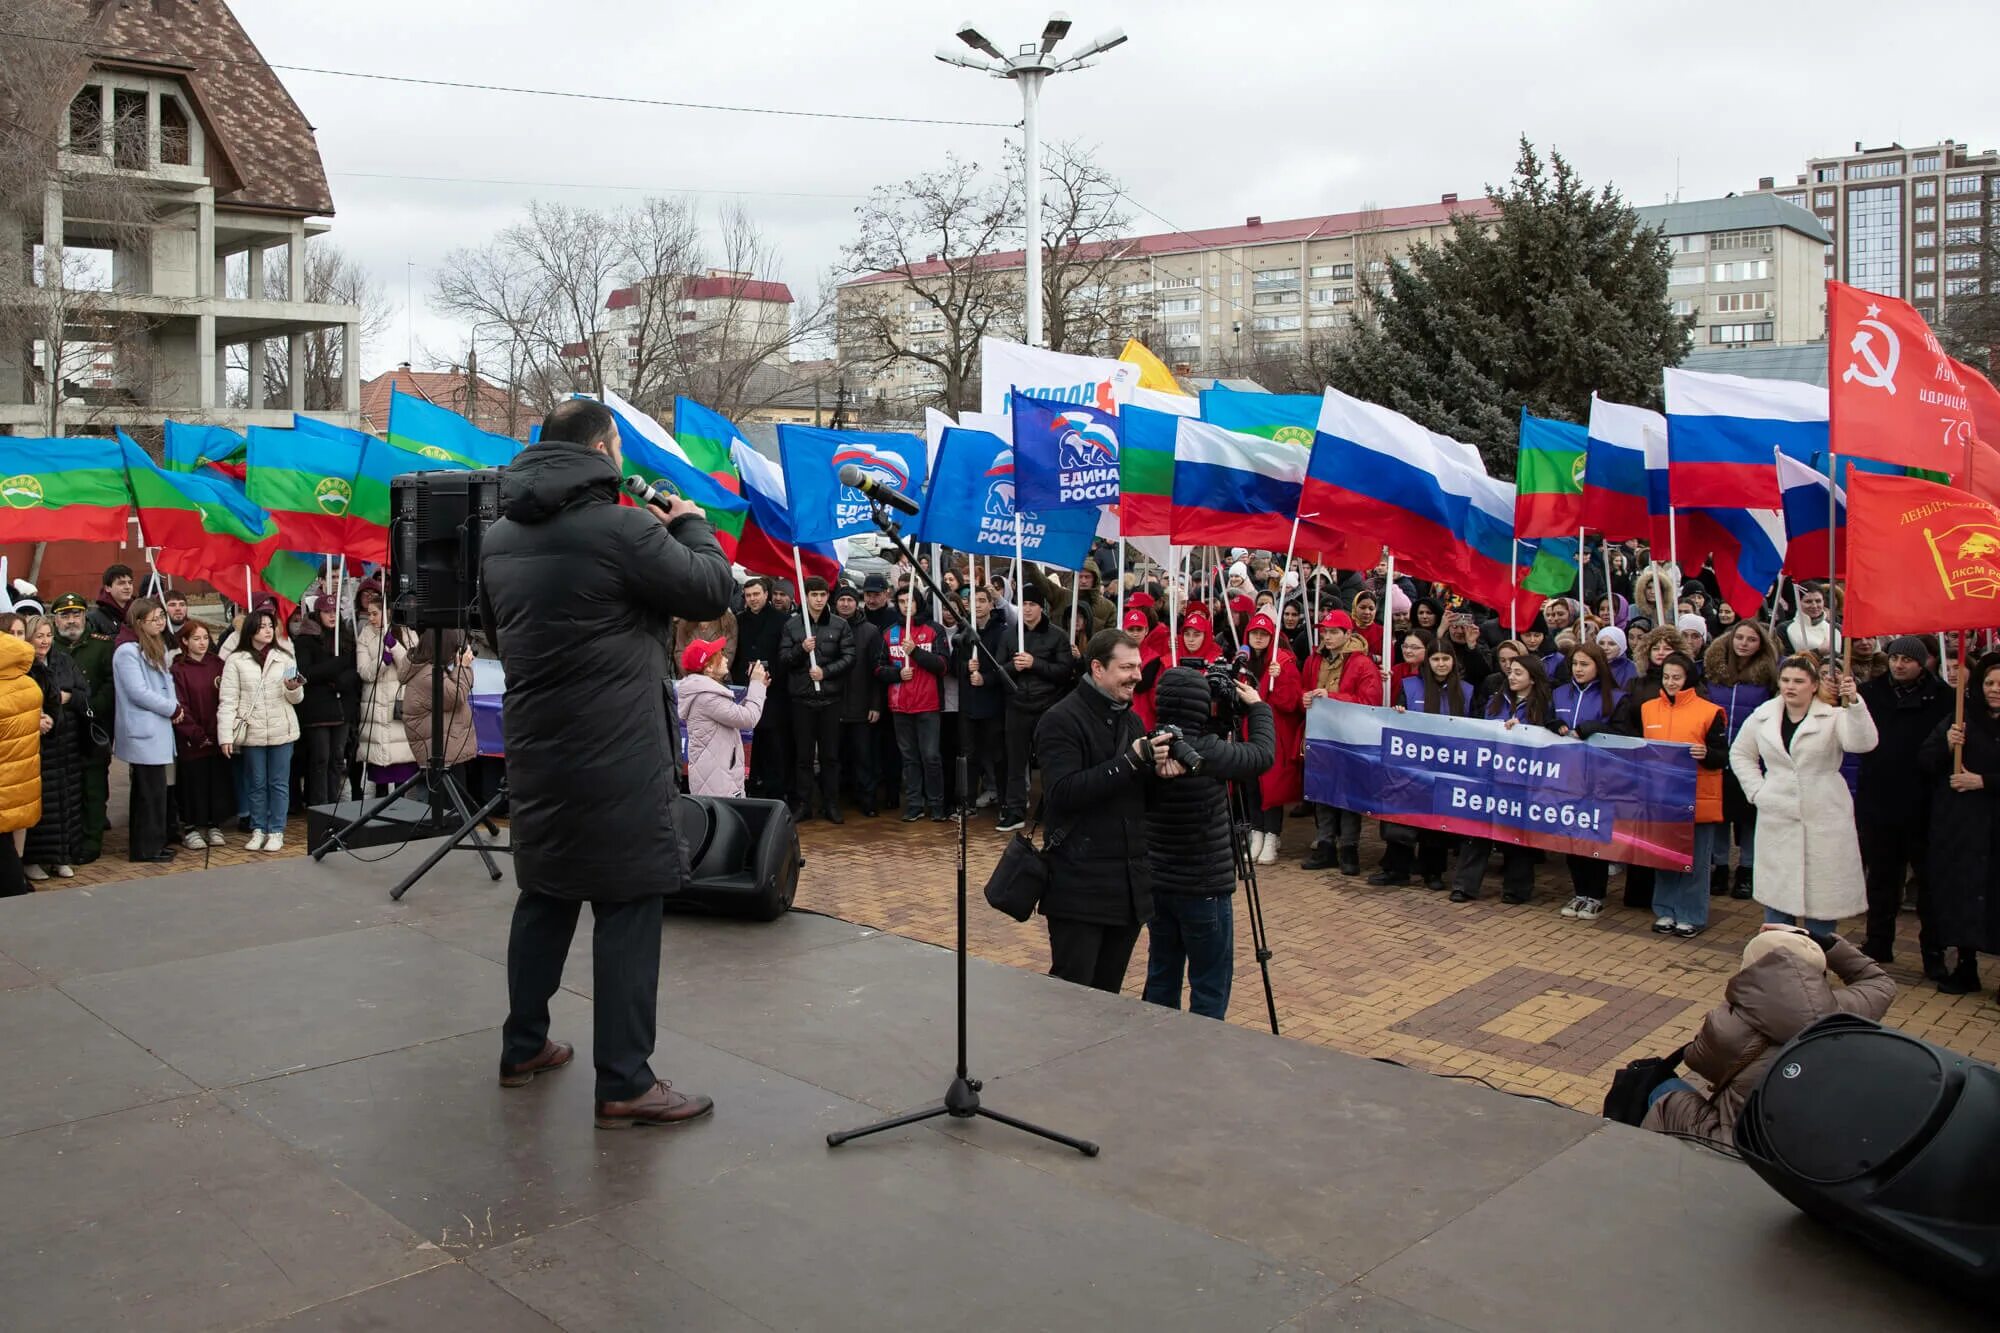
[1126,590,1156,611]
[1247,609,1278,636]
[1318,609,1355,632]
[1121,608,1149,631]
[679,636,727,676]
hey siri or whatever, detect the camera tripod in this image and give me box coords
[825,501,1098,1157]
[1225,757,1281,1036]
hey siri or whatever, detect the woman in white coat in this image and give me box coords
[1729,654,1878,932]
[218,608,304,852]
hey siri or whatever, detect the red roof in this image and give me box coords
[841,199,1497,286]
[358,367,540,440]
[605,277,794,310]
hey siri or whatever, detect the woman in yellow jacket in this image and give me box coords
[1641,650,1729,938]
[0,631,46,897]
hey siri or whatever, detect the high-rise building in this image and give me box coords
[1749,139,1998,324]
[563,269,795,399]
[1634,196,1831,349]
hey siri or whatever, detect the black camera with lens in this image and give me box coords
[1203,655,1250,731]
[1149,724,1205,773]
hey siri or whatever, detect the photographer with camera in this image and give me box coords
[1140,664,1276,1019]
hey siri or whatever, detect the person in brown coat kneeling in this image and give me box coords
[1642,924,1895,1150]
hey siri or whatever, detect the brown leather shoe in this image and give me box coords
[595,1080,714,1129]
[498,1039,574,1088]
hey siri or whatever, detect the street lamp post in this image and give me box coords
[937,15,1127,348]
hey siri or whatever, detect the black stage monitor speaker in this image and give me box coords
[667,795,801,922]
[1735,1013,2000,1305]
[388,469,502,629]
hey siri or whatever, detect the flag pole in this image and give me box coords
[1168,545,1181,666]
[1769,575,1787,633]
[1270,511,1313,684]
[1954,630,1968,776]
[1576,524,1586,609]
[1509,538,1520,639]
[1601,539,1612,624]
[1116,540,1125,626]
[1827,450,1841,621]
[1013,512,1025,653]
[791,546,820,692]
[1380,551,1398,705]
[332,558,343,653]
[1066,572,1079,646]
[243,565,252,614]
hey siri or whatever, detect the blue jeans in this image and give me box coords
[1142,894,1235,1019]
[1653,823,1719,927]
[1648,1076,1696,1109]
[242,741,295,834]
[1764,906,1838,934]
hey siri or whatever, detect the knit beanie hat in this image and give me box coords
[1884,635,1929,664]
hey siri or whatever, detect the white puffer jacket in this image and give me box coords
[354,621,417,768]
[218,645,304,749]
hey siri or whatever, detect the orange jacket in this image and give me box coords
[0,634,43,835]
[1642,688,1727,824]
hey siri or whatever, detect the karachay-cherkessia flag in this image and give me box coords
[1844,471,2000,636]
[1513,410,1589,539]
[670,397,751,561]
[118,431,280,594]
[0,436,131,542]
[384,390,520,469]
[1828,280,1976,475]
[246,424,363,555]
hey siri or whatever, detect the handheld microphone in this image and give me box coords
[838,463,920,517]
[621,473,682,512]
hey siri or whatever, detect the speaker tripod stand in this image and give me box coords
[825,501,1097,1157]
[309,625,508,900]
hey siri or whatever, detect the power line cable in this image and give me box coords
[329,170,868,202]
[0,25,1014,129]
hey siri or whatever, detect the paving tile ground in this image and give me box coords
[39,771,2000,1113]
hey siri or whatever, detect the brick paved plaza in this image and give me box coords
[39,794,2000,1113]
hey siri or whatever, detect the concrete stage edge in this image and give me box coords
[0,847,1979,1332]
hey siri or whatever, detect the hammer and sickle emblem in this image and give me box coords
[1841,310,1901,394]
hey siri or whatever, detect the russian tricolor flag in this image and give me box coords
[1776,450,1846,580]
[1681,506,1786,618]
[1169,417,1307,550]
[1664,369,1826,509]
[1583,394,1656,542]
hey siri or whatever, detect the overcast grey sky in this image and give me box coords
[233,0,1997,378]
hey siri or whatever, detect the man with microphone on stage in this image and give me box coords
[480,397,735,1129]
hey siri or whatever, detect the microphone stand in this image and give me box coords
[827,500,1099,1157]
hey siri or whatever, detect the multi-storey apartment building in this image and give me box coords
[0,0,361,434]
[837,196,1494,410]
[562,268,795,398]
[1750,139,1998,324]
[1634,195,1832,349]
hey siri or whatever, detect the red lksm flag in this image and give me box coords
[1828,280,1975,474]
[1846,471,2000,635]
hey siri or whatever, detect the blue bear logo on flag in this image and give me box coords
[1054,412,1119,469]
[831,445,909,497]
[983,450,1016,516]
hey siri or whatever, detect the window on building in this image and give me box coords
[1709,323,1775,344]
[1916,256,1937,274]
[1253,268,1298,286]
[1948,175,1982,195]
[1779,192,1805,207]
[1992,178,2000,197]
[1945,252,1982,271]
[1713,292,1769,313]
[1209,323,1221,336]
[158,97,190,166]
[67,85,102,153]
[1669,235,1707,253]
[1946,226,1984,246]
[1667,266,1706,288]
[1946,277,1984,297]
[1916,180,1937,198]
[1709,229,1773,250]
[1230,273,1241,287]
[1915,281,1937,299]
[1846,185,1903,296]
[1669,298,1697,316]
[1308,313,1343,329]
[1916,206,1936,223]
[1310,286,1353,305]
[1814,167,1837,183]
[1847,160,1902,180]
[1946,200,1983,221]
[1251,314,1302,332]
[1913,154,1941,173]
[112,89,147,169]
[1915,230,1937,248]
[1814,189,1836,208]
[1710,259,1772,282]
[1158,275,1197,290]
[1252,290,1298,306]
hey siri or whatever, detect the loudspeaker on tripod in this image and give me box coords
[667,796,801,921]
[388,469,501,630]
[1735,1012,2000,1304]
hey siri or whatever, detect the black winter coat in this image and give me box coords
[956,615,1010,722]
[778,606,855,704]
[1857,672,1954,826]
[838,614,886,724]
[1145,666,1276,897]
[24,651,88,865]
[1035,679,1152,925]
[999,615,1073,714]
[1920,711,2000,953]
[479,441,734,902]
[733,604,787,687]
[293,627,360,729]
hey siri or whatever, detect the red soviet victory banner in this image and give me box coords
[1948,359,2000,507]
[1828,280,1975,474]
[1846,471,2000,635]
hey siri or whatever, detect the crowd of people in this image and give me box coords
[0,562,478,895]
[665,534,1995,1024]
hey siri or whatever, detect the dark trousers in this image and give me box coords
[0,834,26,897]
[126,762,170,860]
[1002,704,1046,818]
[305,721,350,808]
[964,714,1004,803]
[1623,864,1655,910]
[1143,894,1234,1018]
[1566,854,1611,904]
[175,754,234,830]
[502,889,663,1103]
[1860,818,1936,958]
[1454,837,1536,902]
[892,711,944,815]
[81,755,110,859]
[1381,832,1450,881]
[1250,804,1284,835]
[1046,917,1142,993]
[747,699,792,801]
[789,699,842,814]
[840,718,881,809]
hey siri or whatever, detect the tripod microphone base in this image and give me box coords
[825,1076,1100,1156]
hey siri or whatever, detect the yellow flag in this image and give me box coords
[1119,339,1188,396]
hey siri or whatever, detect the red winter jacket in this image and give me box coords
[876,620,946,714]
[1306,648,1383,707]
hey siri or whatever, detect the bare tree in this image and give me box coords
[225,242,390,412]
[837,154,1021,414]
[1026,140,1142,356]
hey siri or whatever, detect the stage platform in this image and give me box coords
[0,847,1981,1332]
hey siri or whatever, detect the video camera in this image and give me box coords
[1202,652,1253,732]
